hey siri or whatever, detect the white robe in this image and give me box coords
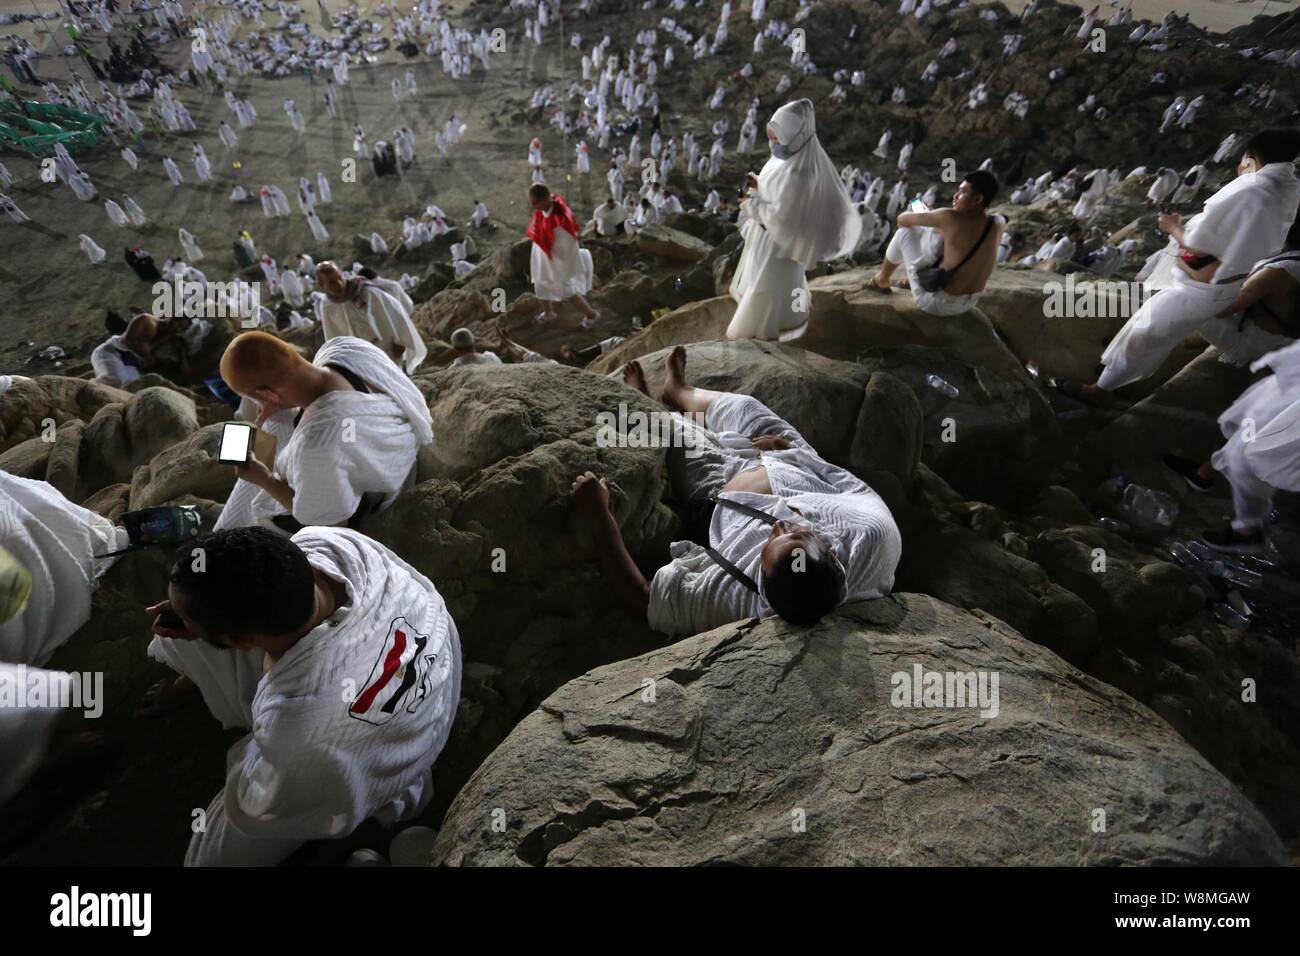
[0,473,127,666]
[80,234,106,264]
[151,528,461,867]
[530,228,593,301]
[214,336,434,536]
[318,286,428,373]
[104,199,128,226]
[179,228,204,261]
[0,662,74,808]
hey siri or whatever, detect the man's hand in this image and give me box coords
[750,432,792,451]
[745,172,758,192]
[145,599,192,640]
[1156,211,1181,235]
[571,470,611,517]
[234,450,273,487]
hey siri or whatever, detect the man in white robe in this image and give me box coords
[572,346,901,637]
[147,526,460,866]
[314,262,428,373]
[449,327,503,366]
[212,332,434,535]
[1082,130,1300,396]
[525,184,598,325]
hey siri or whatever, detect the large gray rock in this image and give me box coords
[431,594,1285,866]
[369,363,682,818]
[128,423,237,510]
[124,386,200,470]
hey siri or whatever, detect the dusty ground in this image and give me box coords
[0,0,1287,376]
[0,0,625,375]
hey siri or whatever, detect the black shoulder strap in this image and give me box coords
[704,546,760,594]
[702,494,776,594]
[710,494,778,525]
[954,216,996,273]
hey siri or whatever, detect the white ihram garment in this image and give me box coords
[530,228,593,301]
[154,528,461,866]
[318,285,428,373]
[213,336,434,537]
[647,393,902,637]
[0,472,127,666]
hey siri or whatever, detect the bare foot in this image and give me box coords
[622,359,649,396]
[581,310,600,330]
[661,344,687,409]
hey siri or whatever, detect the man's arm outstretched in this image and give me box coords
[571,471,650,618]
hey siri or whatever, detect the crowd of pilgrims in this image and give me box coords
[1,0,1299,865]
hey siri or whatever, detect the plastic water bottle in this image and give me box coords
[1167,542,1200,569]
[1213,603,1250,630]
[925,374,959,398]
[1119,484,1179,530]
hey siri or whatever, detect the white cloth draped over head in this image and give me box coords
[0,472,128,666]
[150,528,461,865]
[214,336,433,534]
[1180,162,1300,280]
[747,99,861,267]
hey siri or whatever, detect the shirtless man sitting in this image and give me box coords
[870,170,1004,316]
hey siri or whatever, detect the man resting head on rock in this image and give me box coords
[146,526,461,866]
[571,346,903,636]
[215,331,435,533]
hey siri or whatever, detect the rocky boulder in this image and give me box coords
[430,594,1286,866]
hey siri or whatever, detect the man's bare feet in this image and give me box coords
[622,359,649,396]
[581,310,600,330]
[869,272,893,293]
[660,344,687,408]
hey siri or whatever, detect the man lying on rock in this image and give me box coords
[147,526,461,866]
[215,331,434,534]
[571,346,903,636]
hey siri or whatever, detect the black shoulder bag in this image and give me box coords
[914,217,996,293]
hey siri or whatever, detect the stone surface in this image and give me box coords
[431,595,1286,866]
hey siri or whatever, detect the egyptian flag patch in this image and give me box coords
[348,616,435,726]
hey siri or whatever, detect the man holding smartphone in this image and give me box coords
[1076,129,1300,398]
[211,331,434,533]
[147,526,461,866]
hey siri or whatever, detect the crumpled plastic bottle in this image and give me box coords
[1118,483,1179,530]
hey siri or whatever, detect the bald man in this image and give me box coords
[314,262,428,374]
[214,332,435,534]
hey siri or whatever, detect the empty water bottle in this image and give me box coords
[1213,603,1250,630]
[1025,361,1040,378]
[1167,541,1200,569]
[1119,484,1179,530]
[1226,589,1255,620]
[1218,562,1263,589]
[925,374,959,398]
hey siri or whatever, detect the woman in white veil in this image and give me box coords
[727,99,861,340]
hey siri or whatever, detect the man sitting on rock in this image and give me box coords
[147,526,461,866]
[870,170,1004,316]
[215,332,434,533]
[571,346,902,636]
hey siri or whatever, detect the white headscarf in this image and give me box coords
[751,99,860,266]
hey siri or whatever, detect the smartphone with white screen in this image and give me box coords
[217,422,254,465]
